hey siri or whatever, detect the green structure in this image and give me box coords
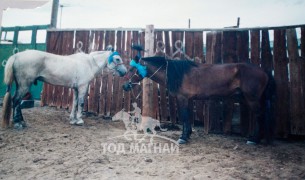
[0,25,49,99]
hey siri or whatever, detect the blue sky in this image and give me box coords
[2,0,305,29]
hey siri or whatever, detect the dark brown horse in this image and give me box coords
[123,56,275,144]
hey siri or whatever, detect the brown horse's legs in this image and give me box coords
[244,96,264,144]
[177,96,192,144]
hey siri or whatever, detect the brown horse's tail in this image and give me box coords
[2,56,15,128]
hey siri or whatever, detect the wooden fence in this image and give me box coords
[41,24,305,137]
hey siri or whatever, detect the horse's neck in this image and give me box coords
[89,51,110,73]
[148,66,166,87]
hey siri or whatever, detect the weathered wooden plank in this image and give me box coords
[205,32,223,134]
[185,31,194,59]
[260,30,275,138]
[111,31,123,115]
[171,31,184,59]
[74,31,90,112]
[273,29,290,137]
[287,28,305,135]
[93,31,105,114]
[237,31,249,63]
[248,30,261,134]
[123,31,132,112]
[237,30,250,136]
[104,31,115,116]
[222,31,238,63]
[250,30,260,65]
[261,30,273,73]
[206,32,222,64]
[60,31,74,109]
[41,31,55,106]
[46,31,62,107]
[87,31,96,113]
[222,31,237,134]
[194,31,204,63]
[114,31,125,113]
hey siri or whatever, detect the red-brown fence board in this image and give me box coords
[236,30,250,136]
[287,28,305,135]
[104,31,115,116]
[273,29,290,137]
[205,32,223,133]
[261,30,273,73]
[111,31,123,115]
[60,31,74,109]
[222,31,238,134]
[250,30,260,65]
[75,31,90,112]
[123,31,132,112]
[115,31,125,113]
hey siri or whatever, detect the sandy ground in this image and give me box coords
[1,106,305,180]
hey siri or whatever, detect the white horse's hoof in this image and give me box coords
[70,119,77,125]
[76,119,84,126]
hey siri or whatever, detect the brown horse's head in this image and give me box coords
[122,56,167,91]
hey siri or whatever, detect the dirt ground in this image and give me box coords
[0,106,305,180]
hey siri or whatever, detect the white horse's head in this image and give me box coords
[90,51,127,77]
[107,51,127,77]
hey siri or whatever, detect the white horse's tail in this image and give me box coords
[2,56,15,128]
[4,56,15,85]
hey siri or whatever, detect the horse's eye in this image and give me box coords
[116,58,121,62]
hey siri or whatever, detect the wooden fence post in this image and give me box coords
[142,25,155,117]
[287,28,305,135]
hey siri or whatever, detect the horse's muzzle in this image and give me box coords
[122,82,132,91]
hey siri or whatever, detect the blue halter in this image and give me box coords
[130,59,147,78]
[108,51,120,64]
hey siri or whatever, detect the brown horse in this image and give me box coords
[122,56,275,144]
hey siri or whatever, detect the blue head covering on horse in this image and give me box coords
[130,60,147,78]
[108,51,120,64]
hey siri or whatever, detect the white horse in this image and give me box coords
[2,49,127,129]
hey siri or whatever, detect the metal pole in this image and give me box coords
[50,0,59,28]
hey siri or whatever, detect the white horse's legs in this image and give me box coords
[13,81,30,129]
[69,88,78,124]
[75,85,89,125]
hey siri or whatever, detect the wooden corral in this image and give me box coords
[41,24,305,137]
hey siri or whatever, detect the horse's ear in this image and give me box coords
[106,45,114,52]
[134,55,140,63]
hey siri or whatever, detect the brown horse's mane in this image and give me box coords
[141,56,198,93]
